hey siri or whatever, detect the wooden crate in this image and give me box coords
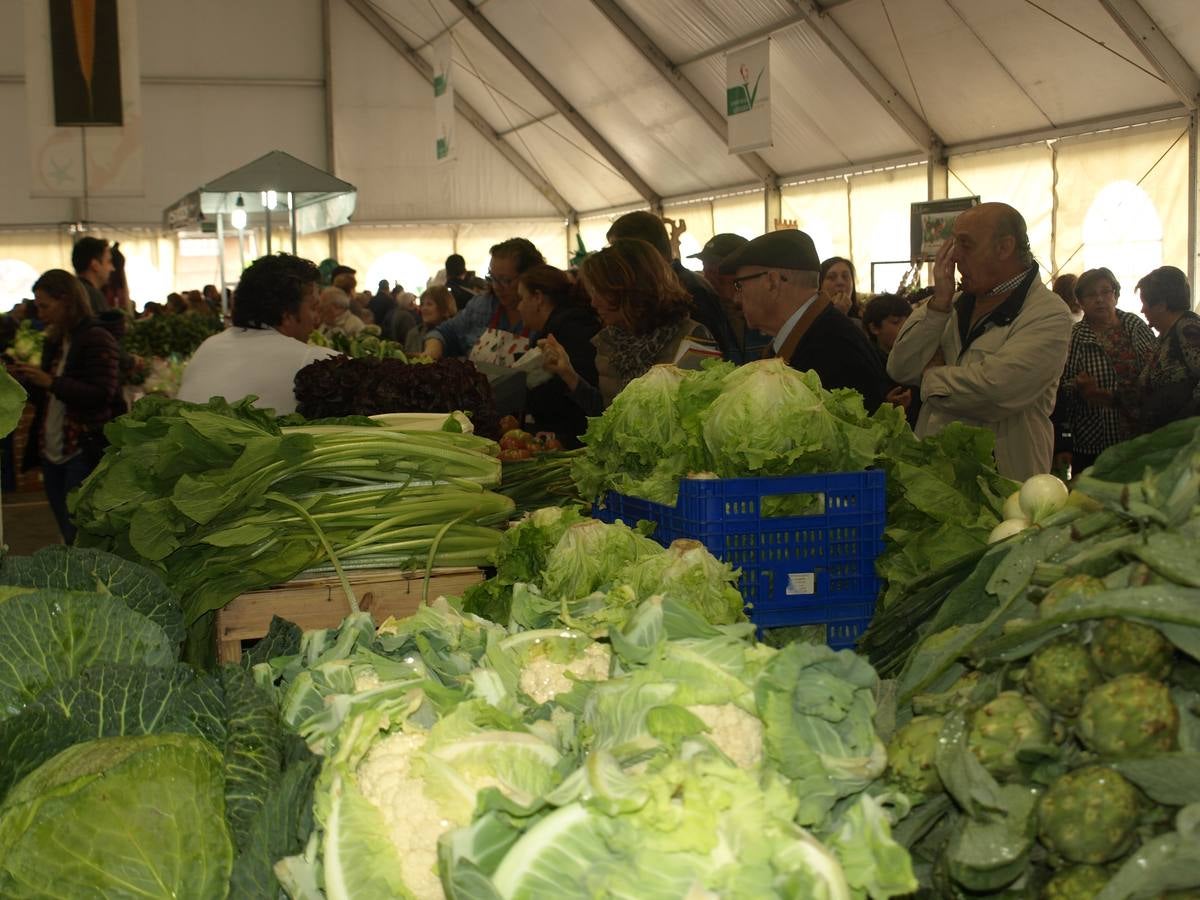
[215,567,484,664]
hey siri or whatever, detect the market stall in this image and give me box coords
[0,355,1198,897]
[163,150,357,313]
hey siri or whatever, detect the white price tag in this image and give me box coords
[785,573,816,596]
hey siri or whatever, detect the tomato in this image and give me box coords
[502,428,532,444]
[542,438,565,452]
[499,447,532,461]
[498,415,521,434]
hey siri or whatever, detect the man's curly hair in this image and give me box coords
[232,253,321,328]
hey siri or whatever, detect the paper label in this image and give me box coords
[785,573,816,596]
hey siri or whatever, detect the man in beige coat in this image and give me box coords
[888,203,1071,480]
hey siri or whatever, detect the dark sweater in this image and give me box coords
[786,305,889,411]
[23,314,124,469]
[526,303,600,448]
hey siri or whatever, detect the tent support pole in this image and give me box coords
[1190,111,1198,299]
[266,206,272,255]
[216,212,228,317]
[289,193,297,256]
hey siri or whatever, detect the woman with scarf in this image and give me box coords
[539,238,716,414]
[9,269,124,543]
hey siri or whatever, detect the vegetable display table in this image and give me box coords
[215,566,484,663]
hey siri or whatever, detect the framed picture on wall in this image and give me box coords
[911,197,979,261]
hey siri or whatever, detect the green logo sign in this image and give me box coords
[727,66,764,116]
[433,74,447,97]
[436,137,450,160]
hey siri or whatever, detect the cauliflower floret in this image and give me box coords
[355,731,450,900]
[353,668,383,692]
[518,643,611,704]
[689,703,765,768]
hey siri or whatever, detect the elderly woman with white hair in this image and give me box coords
[317,286,366,338]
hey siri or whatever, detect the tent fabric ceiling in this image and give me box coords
[356,0,1197,218]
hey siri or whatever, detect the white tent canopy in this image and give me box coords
[0,0,1197,304]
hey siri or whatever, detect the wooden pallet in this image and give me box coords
[215,566,484,664]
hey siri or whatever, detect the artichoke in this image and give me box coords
[1077,673,1179,756]
[1039,575,1106,619]
[1038,766,1140,863]
[1025,640,1102,717]
[1041,865,1111,899]
[886,715,944,797]
[1089,618,1174,680]
[913,670,984,716]
[968,691,1053,780]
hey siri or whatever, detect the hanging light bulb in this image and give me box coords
[231,194,247,231]
[265,189,278,210]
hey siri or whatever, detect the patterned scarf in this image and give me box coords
[602,319,683,383]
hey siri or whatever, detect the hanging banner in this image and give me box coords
[25,0,143,198]
[433,35,456,163]
[726,39,771,155]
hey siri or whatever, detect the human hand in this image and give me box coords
[9,363,51,389]
[422,338,444,360]
[929,237,957,313]
[830,290,852,315]
[538,335,578,391]
[1075,371,1110,405]
[885,385,912,410]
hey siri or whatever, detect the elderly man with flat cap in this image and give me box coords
[888,202,1071,480]
[721,230,888,410]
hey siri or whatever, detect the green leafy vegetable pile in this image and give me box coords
[460,505,747,631]
[572,359,1015,610]
[71,396,514,636]
[309,324,413,359]
[249,509,917,899]
[124,312,223,361]
[0,545,317,899]
[870,419,1200,896]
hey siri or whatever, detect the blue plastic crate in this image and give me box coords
[595,470,885,649]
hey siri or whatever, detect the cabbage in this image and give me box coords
[573,364,691,504]
[702,360,852,475]
[613,538,747,625]
[0,734,233,898]
[540,519,663,603]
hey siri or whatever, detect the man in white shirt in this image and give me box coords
[887,203,1071,480]
[178,254,339,415]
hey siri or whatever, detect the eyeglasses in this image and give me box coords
[733,271,770,293]
[1080,287,1116,301]
[487,273,517,287]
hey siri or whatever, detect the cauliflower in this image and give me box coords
[352,669,383,692]
[519,642,611,704]
[689,703,765,768]
[355,730,449,900]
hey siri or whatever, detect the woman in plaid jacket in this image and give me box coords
[1060,267,1156,471]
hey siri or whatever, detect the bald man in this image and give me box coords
[888,202,1071,480]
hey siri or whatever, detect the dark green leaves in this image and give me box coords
[0,592,175,720]
[0,545,184,644]
[0,663,224,798]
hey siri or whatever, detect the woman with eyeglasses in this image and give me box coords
[1060,267,1156,471]
[1134,265,1200,433]
[422,237,544,361]
[539,239,716,413]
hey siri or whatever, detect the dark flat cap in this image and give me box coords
[688,232,748,264]
[719,230,820,274]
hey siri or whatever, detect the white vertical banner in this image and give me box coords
[25,0,143,198]
[726,39,771,155]
[433,35,456,163]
